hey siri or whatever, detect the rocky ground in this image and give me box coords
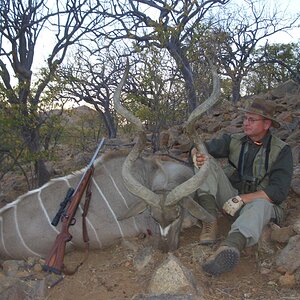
[1,211,300,300]
[0,80,300,299]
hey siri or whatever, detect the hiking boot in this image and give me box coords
[202,245,240,276]
[199,221,218,245]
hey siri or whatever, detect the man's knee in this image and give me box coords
[242,198,273,212]
[232,199,275,246]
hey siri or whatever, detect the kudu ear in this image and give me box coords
[117,200,148,221]
[180,196,216,223]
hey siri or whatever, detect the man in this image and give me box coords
[191,98,293,276]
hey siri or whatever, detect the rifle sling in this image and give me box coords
[62,175,93,275]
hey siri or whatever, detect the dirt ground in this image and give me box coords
[1,171,299,299]
[1,174,300,300]
[46,206,300,300]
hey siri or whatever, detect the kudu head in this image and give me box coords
[114,61,220,252]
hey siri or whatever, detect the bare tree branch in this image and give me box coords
[98,0,229,112]
[212,0,299,103]
[0,0,104,186]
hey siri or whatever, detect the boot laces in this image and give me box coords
[203,222,214,233]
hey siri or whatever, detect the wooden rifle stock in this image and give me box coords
[43,168,93,274]
[43,138,105,275]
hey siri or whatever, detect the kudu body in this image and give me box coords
[1,152,149,259]
[114,62,220,252]
[0,150,199,259]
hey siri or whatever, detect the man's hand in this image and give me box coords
[191,148,207,169]
[223,196,244,216]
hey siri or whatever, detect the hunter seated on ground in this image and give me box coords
[190,98,293,276]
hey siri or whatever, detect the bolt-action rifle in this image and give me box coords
[43,138,105,275]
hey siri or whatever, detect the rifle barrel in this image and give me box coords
[73,137,105,195]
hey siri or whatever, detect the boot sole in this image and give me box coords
[202,248,240,276]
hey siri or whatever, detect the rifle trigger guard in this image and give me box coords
[70,218,76,226]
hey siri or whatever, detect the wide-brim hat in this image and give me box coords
[239,98,281,128]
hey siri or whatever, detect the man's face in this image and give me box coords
[243,112,272,141]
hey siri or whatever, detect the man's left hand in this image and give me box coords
[223,196,244,216]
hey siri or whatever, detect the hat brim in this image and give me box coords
[239,107,281,128]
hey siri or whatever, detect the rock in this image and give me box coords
[0,276,17,292]
[291,176,300,196]
[33,263,43,273]
[133,246,153,271]
[293,219,300,234]
[270,225,295,243]
[291,145,300,165]
[260,267,271,275]
[286,131,300,146]
[0,275,50,300]
[2,260,24,277]
[270,80,300,98]
[121,239,140,252]
[267,281,277,286]
[207,119,222,133]
[276,235,300,274]
[0,277,24,300]
[44,273,65,289]
[15,270,30,278]
[26,257,36,267]
[159,131,170,148]
[295,266,300,282]
[148,253,201,297]
[278,273,296,288]
[278,111,294,124]
[258,224,275,255]
[167,126,184,148]
[45,161,57,176]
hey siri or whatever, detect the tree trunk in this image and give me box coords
[21,126,50,187]
[167,40,197,113]
[231,78,242,105]
[35,159,51,187]
[104,111,117,138]
[95,106,117,138]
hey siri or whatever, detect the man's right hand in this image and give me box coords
[191,148,207,169]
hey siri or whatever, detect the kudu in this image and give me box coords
[0,63,220,260]
[114,62,220,252]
